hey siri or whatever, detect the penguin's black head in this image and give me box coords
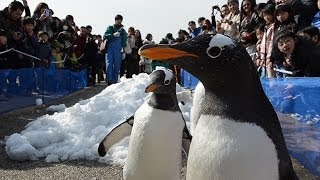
[145,67,176,94]
[140,33,258,91]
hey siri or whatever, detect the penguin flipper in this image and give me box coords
[98,115,134,157]
[182,125,192,157]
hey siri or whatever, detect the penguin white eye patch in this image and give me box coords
[155,66,173,85]
[206,46,222,58]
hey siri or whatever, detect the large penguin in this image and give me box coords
[98,67,192,180]
[139,33,298,180]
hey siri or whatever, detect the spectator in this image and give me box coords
[255,3,267,19]
[139,33,154,74]
[298,26,320,45]
[239,0,263,55]
[259,3,276,78]
[221,4,231,18]
[188,21,201,38]
[275,0,317,30]
[132,29,143,75]
[32,2,57,41]
[103,14,127,85]
[273,30,320,76]
[51,40,64,69]
[200,19,216,34]
[84,34,98,85]
[312,0,320,29]
[122,27,135,78]
[35,31,52,67]
[86,25,92,35]
[197,17,206,29]
[60,15,77,43]
[254,24,265,68]
[18,16,38,68]
[217,0,241,40]
[274,3,297,34]
[74,26,87,59]
[96,34,105,83]
[0,1,25,49]
[177,29,190,43]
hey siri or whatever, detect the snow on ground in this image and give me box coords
[4,73,193,165]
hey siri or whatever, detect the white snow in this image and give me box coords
[4,73,193,165]
[46,104,67,113]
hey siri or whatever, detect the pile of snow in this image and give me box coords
[5,73,193,165]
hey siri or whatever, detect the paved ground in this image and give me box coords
[0,83,318,180]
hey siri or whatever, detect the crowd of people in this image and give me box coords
[0,0,320,95]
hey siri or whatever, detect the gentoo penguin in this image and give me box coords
[139,33,298,180]
[190,82,204,135]
[98,67,192,180]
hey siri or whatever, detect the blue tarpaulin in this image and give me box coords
[0,68,88,113]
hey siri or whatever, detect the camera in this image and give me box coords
[212,5,220,11]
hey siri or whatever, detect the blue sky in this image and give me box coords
[1,0,223,42]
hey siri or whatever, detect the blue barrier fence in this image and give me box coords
[0,67,88,113]
[0,68,88,96]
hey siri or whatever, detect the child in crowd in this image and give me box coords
[51,40,64,69]
[273,30,320,77]
[259,3,276,78]
[35,31,52,67]
[274,3,297,34]
[298,26,320,45]
[254,25,265,68]
[139,33,154,74]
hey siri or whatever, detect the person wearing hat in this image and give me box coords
[103,14,127,85]
[216,0,241,39]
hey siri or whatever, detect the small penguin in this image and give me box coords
[98,67,192,180]
[139,33,298,180]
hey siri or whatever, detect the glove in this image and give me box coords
[113,32,120,37]
[122,53,126,60]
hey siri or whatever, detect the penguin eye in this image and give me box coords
[206,46,222,58]
[164,79,171,85]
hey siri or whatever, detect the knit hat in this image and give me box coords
[0,29,6,37]
[227,0,239,5]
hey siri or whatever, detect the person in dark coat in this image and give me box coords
[272,29,320,77]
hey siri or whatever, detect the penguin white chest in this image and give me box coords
[186,115,279,180]
[123,102,185,180]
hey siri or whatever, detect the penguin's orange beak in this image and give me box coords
[139,45,198,60]
[145,84,160,93]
